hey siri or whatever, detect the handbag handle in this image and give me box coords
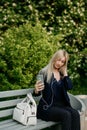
[21,93,36,106]
[27,93,36,106]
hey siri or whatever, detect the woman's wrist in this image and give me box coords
[64,73,68,76]
[32,89,40,96]
[34,88,39,94]
[63,70,68,76]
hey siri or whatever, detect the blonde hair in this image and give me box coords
[41,49,69,83]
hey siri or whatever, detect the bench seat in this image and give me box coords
[0,119,59,130]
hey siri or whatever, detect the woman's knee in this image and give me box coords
[71,109,80,120]
[66,107,80,121]
[62,111,71,122]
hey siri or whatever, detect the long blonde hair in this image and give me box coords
[41,49,69,83]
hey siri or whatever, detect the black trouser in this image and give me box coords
[48,106,80,130]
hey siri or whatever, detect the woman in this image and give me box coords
[33,49,80,130]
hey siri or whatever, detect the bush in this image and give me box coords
[0,22,62,90]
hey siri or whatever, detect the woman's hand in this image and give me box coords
[63,66,68,76]
[60,66,68,76]
[35,81,44,94]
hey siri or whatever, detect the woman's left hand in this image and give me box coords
[60,66,68,76]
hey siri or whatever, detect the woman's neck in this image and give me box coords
[53,69,60,81]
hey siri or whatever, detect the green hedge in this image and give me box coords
[0,22,62,90]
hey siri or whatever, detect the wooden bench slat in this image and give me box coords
[0,119,13,125]
[23,122,57,130]
[0,120,17,129]
[0,89,33,98]
[0,108,13,117]
[0,98,24,108]
[0,119,57,130]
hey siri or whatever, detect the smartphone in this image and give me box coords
[36,74,44,83]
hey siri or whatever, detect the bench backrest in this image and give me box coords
[0,88,33,119]
[0,88,84,120]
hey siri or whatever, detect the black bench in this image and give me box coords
[0,88,85,130]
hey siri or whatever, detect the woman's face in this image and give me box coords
[53,57,66,70]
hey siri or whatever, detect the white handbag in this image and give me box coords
[13,93,37,125]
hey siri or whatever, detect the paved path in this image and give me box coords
[85,116,87,130]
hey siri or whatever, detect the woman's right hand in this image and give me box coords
[35,81,44,94]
